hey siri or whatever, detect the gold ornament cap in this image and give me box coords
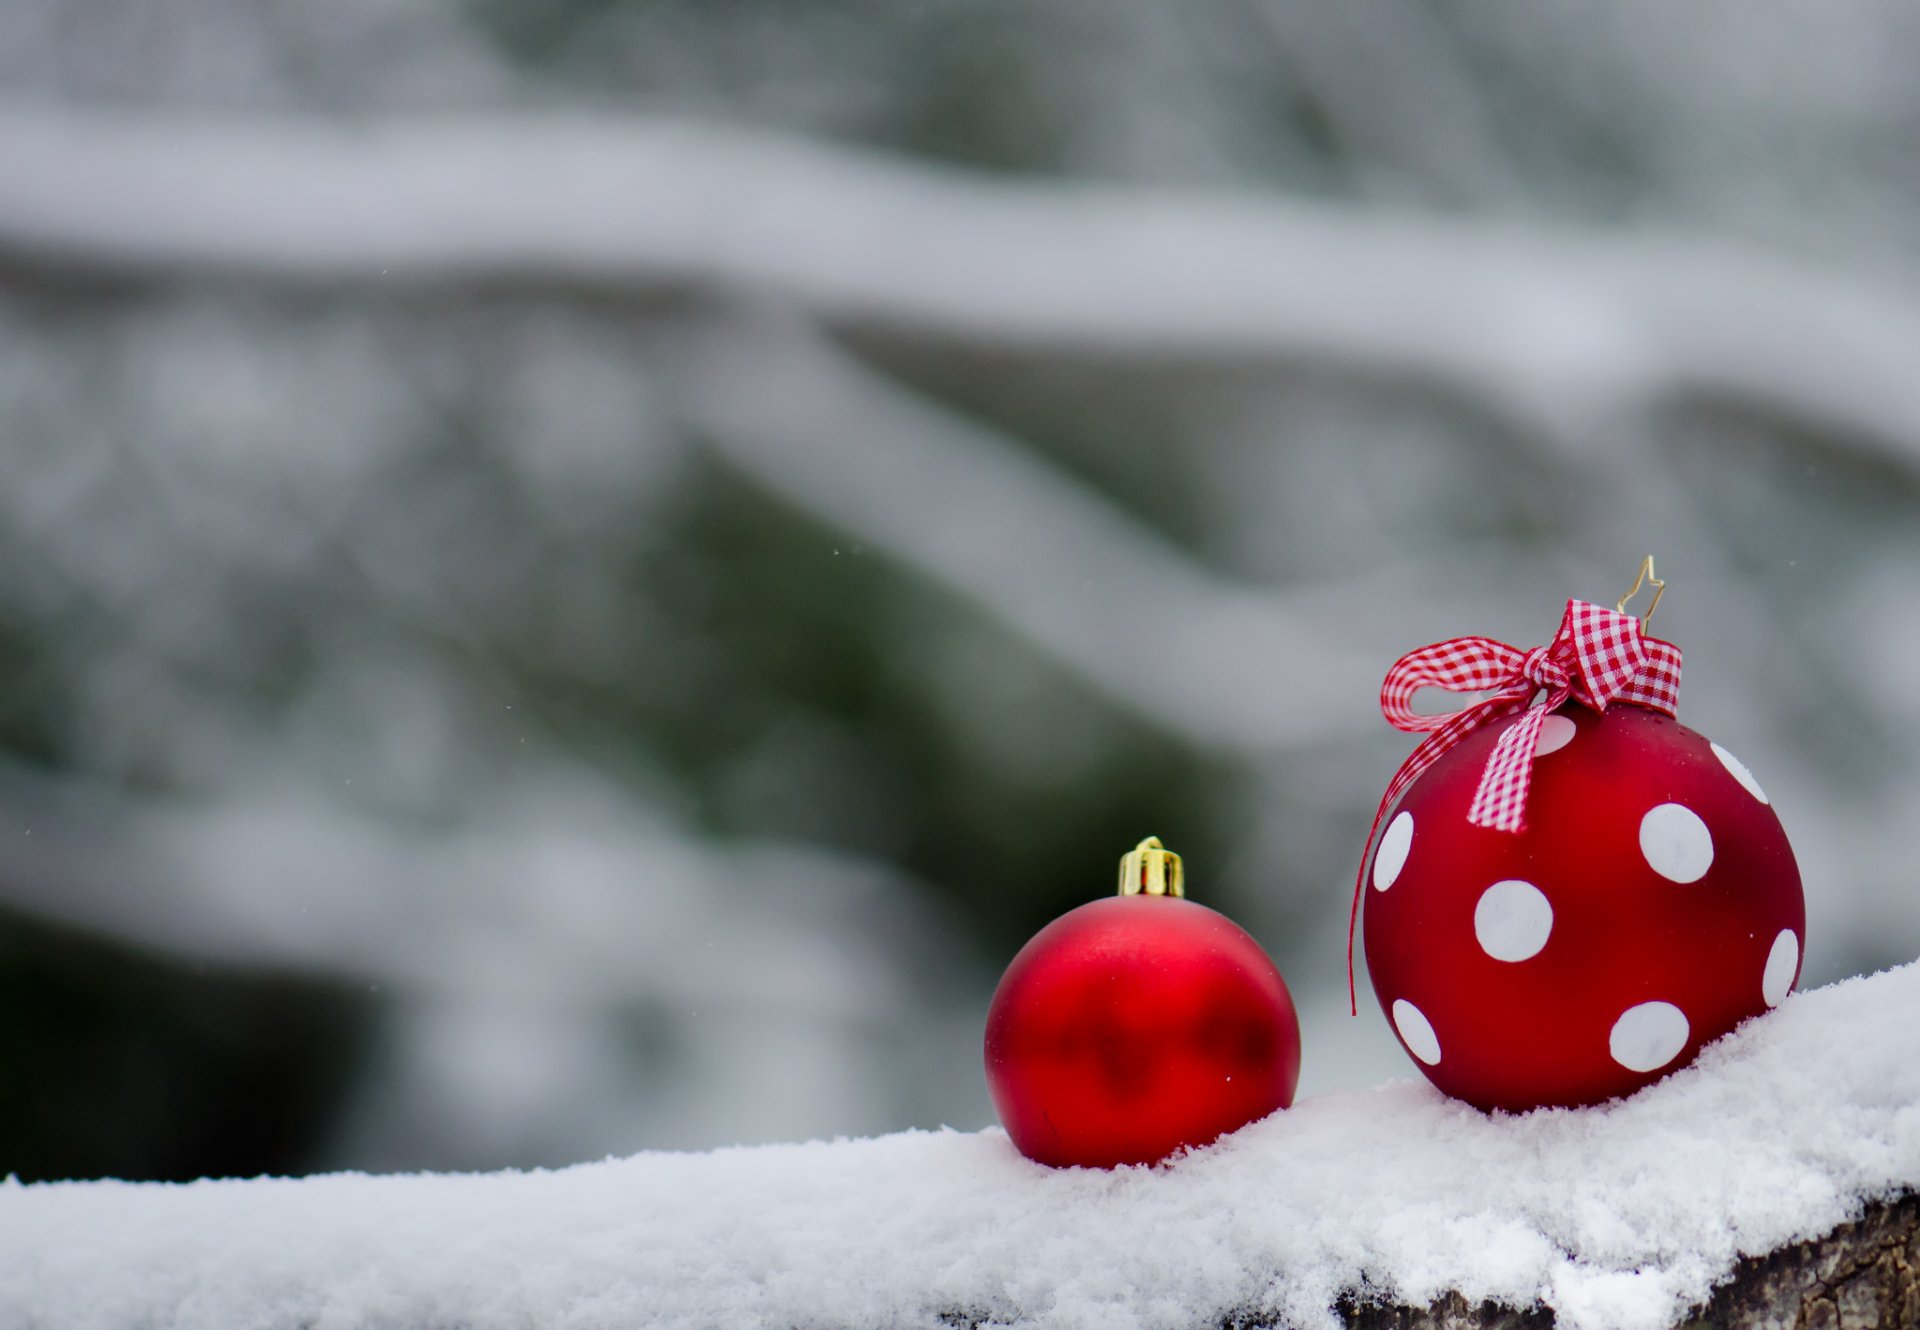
[1117,836,1185,898]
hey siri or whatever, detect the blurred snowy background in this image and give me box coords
[4,0,1920,1182]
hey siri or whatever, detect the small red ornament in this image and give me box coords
[1355,561,1804,1112]
[985,837,1301,1167]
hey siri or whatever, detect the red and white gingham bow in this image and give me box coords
[1347,599,1681,1009]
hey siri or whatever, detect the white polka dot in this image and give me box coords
[1639,803,1714,883]
[1535,714,1577,756]
[1609,1001,1691,1073]
[1392,999,1441,1065]
[1711,742,1770,806]
[1474,880,1554,962]
[1763,930,1799,1008]
[1373,811,1414,892]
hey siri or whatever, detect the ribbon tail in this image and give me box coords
[1346,782,1403,1016]
[1466,699,1558,832]
[1349,691,1531,1014]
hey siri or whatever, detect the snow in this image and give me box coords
[7,109,1920,470]
[5,960,1919,1330]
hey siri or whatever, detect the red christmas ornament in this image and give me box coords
[985,837,1301,1168]
[1354,562,1804,1113]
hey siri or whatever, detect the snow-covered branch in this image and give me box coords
[0,759,936,1013]
[668,314,1385,752]
[4,960,1916,1330]
[5,111,1920,465]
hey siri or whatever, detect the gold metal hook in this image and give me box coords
[1615,555,1666,627]
[1117,836,1185,898]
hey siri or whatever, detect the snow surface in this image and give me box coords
[5,961,1919,1330]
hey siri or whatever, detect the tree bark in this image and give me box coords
[1328,1192,1920,1330]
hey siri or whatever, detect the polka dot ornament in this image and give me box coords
[1363,705,1803,1113]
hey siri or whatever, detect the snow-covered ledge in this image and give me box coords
[4,964,1917,1330]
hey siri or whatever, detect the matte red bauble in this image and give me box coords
[1359,570,1804,1113]
[985,838,1301,1168]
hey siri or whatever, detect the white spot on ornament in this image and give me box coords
[1640,803,1714,883]
[1474,880,1553,962]
[1609,1001,1690,1073]
[1392,998,1441,1065]
[1373,811,1414,892]
[1534,714,1577,756]
[1763,930,1799,1008]
[1711,742,1770,805]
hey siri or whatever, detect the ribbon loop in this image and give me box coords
[1379,636,1528,734]
[1346,599,1682,1011]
